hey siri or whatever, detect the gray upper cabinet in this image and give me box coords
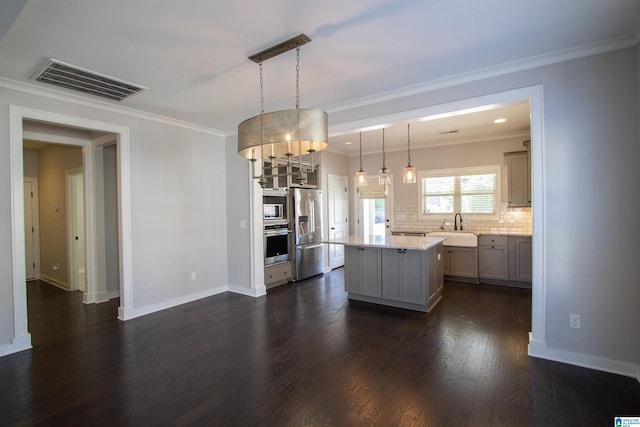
[505,150,531,207]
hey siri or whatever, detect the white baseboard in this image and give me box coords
[83,291,108,304]
[118,305,137,321]
[529,335,640,382]
[124,286,228,320]
[106,290,120,300]
[0,334,32,357]
[228,284,267,297]
[40,274,69,291]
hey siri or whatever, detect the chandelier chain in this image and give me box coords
[259,61,264,115]
[295,45,300,109]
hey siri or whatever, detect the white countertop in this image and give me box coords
[326,235,446,250]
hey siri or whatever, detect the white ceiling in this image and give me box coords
[1,0,639,155]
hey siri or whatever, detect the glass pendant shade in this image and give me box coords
[356,169,368,186]
[355,132,368,186]
[403,123,416,183]
[403,165,416,183]
[378,167,391,185]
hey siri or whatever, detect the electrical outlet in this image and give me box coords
[191,272,196,281]
[569,314,581,329]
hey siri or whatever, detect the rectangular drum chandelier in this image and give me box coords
[237,34,328,187]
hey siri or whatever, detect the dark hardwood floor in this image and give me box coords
[1,273,638,426]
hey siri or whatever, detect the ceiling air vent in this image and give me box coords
[31,59,145,101]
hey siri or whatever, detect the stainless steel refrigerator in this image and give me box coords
[290,188,324,281]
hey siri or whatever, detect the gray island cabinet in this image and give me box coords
[330,235,445,312]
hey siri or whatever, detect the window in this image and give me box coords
[419,166,500,218]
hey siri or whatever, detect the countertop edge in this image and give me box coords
[325,236,446,251]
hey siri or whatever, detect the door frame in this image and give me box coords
[23,177,41,281]
[354,174,394,236]
[66,167,85,292]
[334,85,546,363]
[327,174,348,269]
[7,105,134,356]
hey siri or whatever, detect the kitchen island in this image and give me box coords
[327,235,446,312]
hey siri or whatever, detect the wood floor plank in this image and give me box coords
[0,276,638,426]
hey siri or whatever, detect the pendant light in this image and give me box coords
[378,128,391,186]
[403,123,416,184]
[355,132,367,187]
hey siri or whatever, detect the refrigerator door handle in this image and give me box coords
[300,243,324,250]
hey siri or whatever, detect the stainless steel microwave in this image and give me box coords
[263,203,284,221]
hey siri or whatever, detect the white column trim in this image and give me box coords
[7,105,134,358]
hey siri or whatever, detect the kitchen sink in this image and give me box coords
[428,231,478,247]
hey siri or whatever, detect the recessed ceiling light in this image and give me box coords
[345,141,353,145]
[494,118,507,124]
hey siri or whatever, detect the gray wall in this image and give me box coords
[37,144,83,287]
[0,85,228,347]
[225,133,252,289]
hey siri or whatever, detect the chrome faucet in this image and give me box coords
[454,212,463,231]
[440,218,447,230]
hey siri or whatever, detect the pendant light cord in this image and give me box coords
[382,128,387,170]
[359,133,363,170]
[407,123,412,166]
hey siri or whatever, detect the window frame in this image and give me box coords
[418,165,501,220]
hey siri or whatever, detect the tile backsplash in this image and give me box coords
[394,204,532,235]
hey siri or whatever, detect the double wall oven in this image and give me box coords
[263,190,290,266]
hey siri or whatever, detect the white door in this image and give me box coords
[67,168,86,292]
[24,178,40,280]
[328,174,348,269]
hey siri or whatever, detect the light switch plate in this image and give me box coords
[569,314,581,329]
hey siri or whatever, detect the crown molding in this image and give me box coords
[327,130,531,157]
[0,77,225,137]
[324,34,638,115]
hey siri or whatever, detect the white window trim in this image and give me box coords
[418,165,501,220]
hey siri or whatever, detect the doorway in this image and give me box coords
[327,174,348,269]
[356,175,394,237]
[7,105,134,356]
[66,167,86,292]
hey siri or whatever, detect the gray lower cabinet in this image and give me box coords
[264,261,291,288]
[478,235,509,280]
[344,245,381,297]
[478,234,532,285]
[510,236,532,281]
[345,243,444,312]
[443,246,478,280]
[381,248,426,304]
